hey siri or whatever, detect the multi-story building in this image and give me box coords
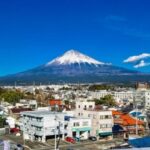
[113,91,134,103]
[90,90,110,99]
[133,89,150,109]
[75,101,113,138]
[144,90,150,109]
[89,90,134,103]
[82,110,113,138]
[20,111,66,142]
[75,101,95,117]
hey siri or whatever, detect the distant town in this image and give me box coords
[0,82,149,149]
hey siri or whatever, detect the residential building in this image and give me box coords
[90,90,110,99]
[75,101,95,117]
[19,99,38,109]
[49,99,62,106]
[9,107,32,120]
[144,90,150,109]
[112,110,145,134]
[75,101,113,138]
[67,118,91,140]
[82,110,113,138]
[20,111,66,142]
[113,91,134,103]
[133,89,150,109]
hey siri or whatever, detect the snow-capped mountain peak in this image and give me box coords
[46,49,105,66]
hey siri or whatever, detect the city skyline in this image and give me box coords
[0,0,150,76]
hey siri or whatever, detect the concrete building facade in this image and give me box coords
[67,118,91,140]
[20,111,66,142]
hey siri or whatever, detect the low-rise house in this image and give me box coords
[112,110,145,134]
[49,99,62,106]
[19,99,38,109]
[9,107,32,120]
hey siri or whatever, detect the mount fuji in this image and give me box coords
[0,49,149,85]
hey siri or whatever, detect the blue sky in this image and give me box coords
[0,0,150,76]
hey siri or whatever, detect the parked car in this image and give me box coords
[88,136,97,141]
[65,137,76,144]
[10,128,20,133]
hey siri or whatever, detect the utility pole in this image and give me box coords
[136,104,138,135]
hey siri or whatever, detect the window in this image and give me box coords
[82,121,88,126]
[100,124,112,128]
[107,124,112,128]
[100,124,106,128]
[84,105,87,110]
[78,105,80,108]
[74,122,80,127]
[105,115,109,119]
[89,105,93,109]
[78,113,80,116]
[100,115,112,119]
[100,115,104,119]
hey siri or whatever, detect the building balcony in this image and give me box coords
[31,120,43,127]
[35,128,67,136]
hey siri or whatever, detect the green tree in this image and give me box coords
[92,94,116,107]
[0,90,23,104]
[88,84,114,91]
[100,94,116,107]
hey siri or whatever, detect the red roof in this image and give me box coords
[112,110,144,126]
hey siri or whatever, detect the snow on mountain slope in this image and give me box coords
[46,49,106,66]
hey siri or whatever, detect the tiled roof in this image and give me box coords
[11,107,32,114]
[112,110,144,126]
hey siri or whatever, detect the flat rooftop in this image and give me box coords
[21,110,66,117]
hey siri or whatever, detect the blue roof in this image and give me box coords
[128,136,150,148]
[112,124,124,133]
[130,112,142,117]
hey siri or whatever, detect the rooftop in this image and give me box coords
[21,110,66,117]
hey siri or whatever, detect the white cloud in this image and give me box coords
[134,60,150,68]
[124,53,150,63]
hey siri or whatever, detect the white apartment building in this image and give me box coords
[113,91,134,103]
[89,90,134,103]
[89,90,110,99]
[67,118,91,140]
[132,89,150,109]
[144,90,150,109]
[20,111,66,142]
[19,99,38,109]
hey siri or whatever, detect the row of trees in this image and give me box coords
[88,84,114,91]
[0,88,23,104]
[90,94,116,107]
